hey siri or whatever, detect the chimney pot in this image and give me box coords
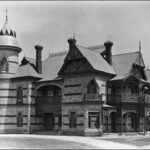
[35,44,43,51]
[68,38,76,44]
[104,41,113,65]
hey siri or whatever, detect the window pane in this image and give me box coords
[17,87,23,104]
[17,113,23,127]
[1,57,8,72]
[48,90,54,96]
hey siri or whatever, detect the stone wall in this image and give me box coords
[0,78,44,133]
[62,74,109,135]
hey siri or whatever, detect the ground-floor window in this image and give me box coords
[88,112,100,128]
[59,115,62,127]
[69,112,77,128]
[17,112,23,127]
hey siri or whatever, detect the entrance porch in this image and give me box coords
[35,84,62,132]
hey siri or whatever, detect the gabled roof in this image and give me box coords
[13,63,42,79]
[76,45,116,75]
[111,52,141,81]
[39,51,67,82]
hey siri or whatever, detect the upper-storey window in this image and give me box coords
[17,87,23,104]
[87,80,97,94]
[1,57,8,72]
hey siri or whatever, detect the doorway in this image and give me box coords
[110,112,116,132]
[44,113,55,130]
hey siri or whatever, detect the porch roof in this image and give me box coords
[102,104,115,108]
[13,63,42,79]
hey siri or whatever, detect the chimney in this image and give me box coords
[35,44,43,74]
[68,38,76,49]
[104,41,113,65]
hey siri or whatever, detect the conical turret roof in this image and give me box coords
[0,21,16,37]
[0,16,21,51]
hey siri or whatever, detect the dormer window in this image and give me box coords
[1,57,8,72]
[87,80,97,94]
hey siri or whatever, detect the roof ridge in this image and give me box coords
[49,51,68,57]
[113,51,139,56]
[77,44,97,53]
[87,44,105,49]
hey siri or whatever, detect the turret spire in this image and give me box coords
[139,41,141,53]
[6,8,8,22]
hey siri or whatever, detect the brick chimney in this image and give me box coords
[35,44,43,74]
[104,41,113,65]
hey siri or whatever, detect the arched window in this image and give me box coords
[17,112,23,127]
[1,57,8,72]
[87,80,97,94]
[17,87,23,104]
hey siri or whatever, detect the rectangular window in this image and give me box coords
[17,112,23,127]
[108,88,111,94]
[88,112,100,128]
[17,87,23,104]
[69,112,77,128]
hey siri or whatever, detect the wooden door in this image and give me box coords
[44,113,54,130]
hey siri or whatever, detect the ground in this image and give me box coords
[1,133,150,149]
[0,136,97,149]
[98,133,150,149]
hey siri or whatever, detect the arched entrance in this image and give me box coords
[35,84,62,131]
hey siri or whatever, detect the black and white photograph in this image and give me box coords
[0,1,150,149]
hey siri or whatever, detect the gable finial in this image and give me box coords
[139,41,141,53]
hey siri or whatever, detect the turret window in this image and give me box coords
[1,57,8,72]
[17,87,23,104]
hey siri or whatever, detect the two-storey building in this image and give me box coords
[0,14,150,135]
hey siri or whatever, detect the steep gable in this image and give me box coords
[58,39,116,76]
[58,44,94,76]
[111,51,146,81]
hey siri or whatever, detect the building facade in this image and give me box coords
[0,17,150,135]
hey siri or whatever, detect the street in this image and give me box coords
[0,134,139,149]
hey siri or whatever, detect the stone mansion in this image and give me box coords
[0,15,150,136]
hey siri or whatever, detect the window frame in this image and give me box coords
[17,112,23,127]
[1,57,8,73]
[69,112,77,128]
[87,80,97,94]
[88,112,100,129]
[17,87,23,104]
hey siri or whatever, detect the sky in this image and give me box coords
[0,1,150,67]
